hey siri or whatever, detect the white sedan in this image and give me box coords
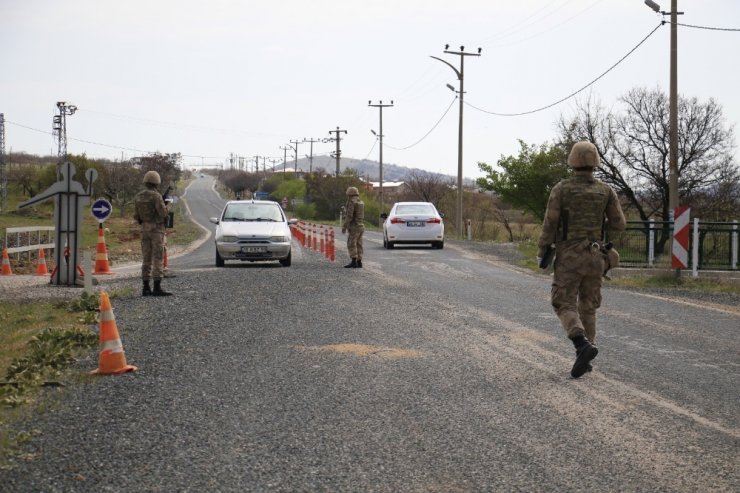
[382,202,445,249]
[209,200,296,267]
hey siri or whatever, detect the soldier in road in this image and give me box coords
[538,141,625,378]
[342,186,365,268]
[134,170,172,296]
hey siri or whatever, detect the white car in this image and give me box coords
[382,202,445,249]
[209,200,296,267]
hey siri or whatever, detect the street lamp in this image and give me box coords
[430,46,481,239]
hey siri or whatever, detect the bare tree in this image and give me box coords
[402,170,454,207]
[560,87,737,222]
[103,161,141,216]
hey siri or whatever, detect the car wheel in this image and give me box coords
[383,236,387,248]
[279,251,292,267]
[216,250,225,267]
[435,241,444,250]
[387,240,394,249]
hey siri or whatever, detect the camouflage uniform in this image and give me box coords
[134,188,169,282]
[538,141,625,377]
[342,195,365,264]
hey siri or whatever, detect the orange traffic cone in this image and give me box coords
[94,224,113,274]
[91,292,137,375]
[1,245,13,276]
[35,248,49,276]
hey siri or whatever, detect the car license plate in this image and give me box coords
[407,221,425,227]
[242,246,266,253]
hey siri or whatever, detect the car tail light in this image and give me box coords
[390,217,405,224]
[426,218,441,224]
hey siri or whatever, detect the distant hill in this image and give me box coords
[270,156,476,185]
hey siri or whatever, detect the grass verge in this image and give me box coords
[0,291,125,469]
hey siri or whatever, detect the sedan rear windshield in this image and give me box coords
[395,204,436,215]
[223,204,284,222]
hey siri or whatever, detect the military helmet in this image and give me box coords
[143,170,161,185]
[346,186,359,196]
[568,141,600,169]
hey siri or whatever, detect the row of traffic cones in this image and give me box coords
[0,225,114,277]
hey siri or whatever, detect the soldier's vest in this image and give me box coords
[135,190,162,223]
[350,200,365,225]
[559,176,611,241]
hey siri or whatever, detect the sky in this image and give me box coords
[1,0,739,179]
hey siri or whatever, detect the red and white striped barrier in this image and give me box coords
[672,206,690,269]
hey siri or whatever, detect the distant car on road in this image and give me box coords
[382,201,444,249]
[209,200,296,267]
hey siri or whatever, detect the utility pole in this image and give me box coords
[268,157,280,173]
[645,0,683,278]
[645,0,682,213]
[368,100,394,221]
[289,140,301,176]
[431,45,481,238]
[328,126,348,176]
[279,145,290,176]
[0,113,6,213]
[303,137,320,174]
[52,101,77,179]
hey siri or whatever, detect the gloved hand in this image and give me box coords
[341,228,346,234]
[536,256,543,267]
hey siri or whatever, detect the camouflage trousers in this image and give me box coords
[346,226,364,260]
[140,228,165,281]
[551,240,606,342]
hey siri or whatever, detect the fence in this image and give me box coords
[4,226,55,262]
[609,219,739,271]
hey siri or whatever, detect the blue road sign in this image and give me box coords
[254,191,269,199]
[91,198,113,222]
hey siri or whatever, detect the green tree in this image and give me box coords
[476,140,569,222]
[272,178,306,211]
[134,152,182,191]
[304,169,363,221]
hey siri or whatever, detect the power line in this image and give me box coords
[384,96,457,151]
[5,119,226,159]
[674,21,740,32]
[465,22,663,117]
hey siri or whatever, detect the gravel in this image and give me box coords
[1,239,737,492]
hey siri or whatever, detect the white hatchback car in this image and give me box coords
[209,200,296,267]
[382,202,445,249]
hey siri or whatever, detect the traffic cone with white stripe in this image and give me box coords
[91,292,137,375]
[94,223,113,274]
[35,248,49,276]
[1,244,13,276]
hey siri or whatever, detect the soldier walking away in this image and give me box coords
[538,141,625,378]
[342,186,365,268]
[134,171,173,296]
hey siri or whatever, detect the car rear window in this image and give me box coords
[223,204,284,222]
[396,204,436,215]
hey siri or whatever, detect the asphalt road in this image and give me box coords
[3,177,738,492]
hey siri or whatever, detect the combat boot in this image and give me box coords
[571,341,598,378]
[344,258,358,268]
[152,280,172,296]
[142,280,152,297]
[356,259,363,268]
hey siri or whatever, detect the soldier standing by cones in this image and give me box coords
[134,171,172,296]
[538,141,625,378]
[342,186,365,268]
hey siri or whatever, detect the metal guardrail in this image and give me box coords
[4,226,55,262]
[609,219,739,271]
